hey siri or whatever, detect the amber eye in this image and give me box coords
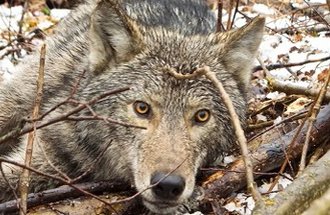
[133,101,151,117]
[194,109,210,123]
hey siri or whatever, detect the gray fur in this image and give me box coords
[0,0,264,214]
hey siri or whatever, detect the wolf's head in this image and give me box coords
[82,0,264,213]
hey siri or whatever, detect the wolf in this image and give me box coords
[0,0,264,214]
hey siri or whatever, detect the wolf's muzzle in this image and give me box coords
[150,172,186,200]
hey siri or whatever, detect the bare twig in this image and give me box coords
[230,0,240,29]
[248,111,307,131]
[111,157,188,205]
[0,87,133,144]
[0,165,21,212]
[34,70,88,122]
[19,44,46,215]
[200,167,294,181]
[36,135,70,181]
[268,78,330,102]
[217,0,224,32]
[253,55,330,72]
[0,181,130,214]
[0,158,120,214]
[226,0,234,30]
[71,141,113,183]
[257,56,272,78]
[18,0,29,37]
[303,0,330,27]
[309,138,330,164]
[267,107,311,192]
[202,68,263,203]
[34,132,113,183]
[0,157,188,214]
[298,67,330,173]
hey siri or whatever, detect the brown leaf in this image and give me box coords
[293,33,303,42]
[284,97,311,116]
[317,68,329,82]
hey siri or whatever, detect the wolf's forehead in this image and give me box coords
[145,30,215,61]
[137,72,215,107]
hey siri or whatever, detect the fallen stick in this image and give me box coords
[302,186,330,215]
[0,181,131,214]
[268,78,330,102]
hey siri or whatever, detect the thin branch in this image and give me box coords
[18,0,29,37]
[202,68,263,203]
[248,112,307,130]
[0,87,132,144]
[66,115,144,129]
[257,56,272,78]
[0,164,21,212]
[0,158,119,214]
[217,0,224,32]
[303,0,330,27]
[19,44,46,215]
[230,0,240,29]
[248,109,308,140]
[267,107,310,192]
[298,67,330,173]
[110,157,188,205]
[36,134,71,181]
[0,181,130,213]
[253,55,330,72]
[200,167,294,181]
[0,157,188,214]
[268,78,330,102]
[226,0,234,30]
[34,70,88,122]
[71,141,113,183]
[253,150,330,214]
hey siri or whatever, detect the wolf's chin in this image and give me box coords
[143,199,180,214]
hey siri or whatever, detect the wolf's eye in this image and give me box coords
[194,109,210,124]
[133,101,151,117]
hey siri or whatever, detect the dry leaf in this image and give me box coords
[293,33,303,42]
[317,68,329,82]
[284,97,311,115]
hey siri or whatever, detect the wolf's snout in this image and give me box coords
[150,172,185,200]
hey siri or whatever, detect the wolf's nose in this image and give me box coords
[150,172,185,200]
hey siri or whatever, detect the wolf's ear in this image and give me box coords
[89,0,144,73]
[216,17,265,88]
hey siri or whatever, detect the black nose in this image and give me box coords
[150,172,185,200]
